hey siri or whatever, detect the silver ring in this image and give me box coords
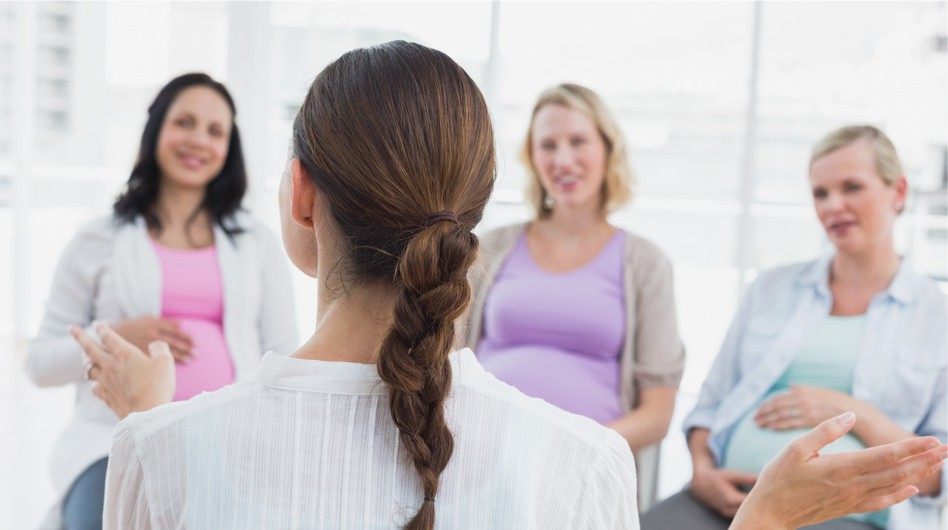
[84,361,96,381]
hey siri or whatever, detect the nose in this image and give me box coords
[819,191,844,213]
[551,144,574,170]
[186,127,211,148]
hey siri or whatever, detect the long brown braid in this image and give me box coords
[291,41,495,529]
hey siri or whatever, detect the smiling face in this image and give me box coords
[809,139,906,257]
[155,86,232,191]
[529,103,608,215]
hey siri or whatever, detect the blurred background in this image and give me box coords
[1,1,945,527]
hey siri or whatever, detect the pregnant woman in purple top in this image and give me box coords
[464,83,685,507]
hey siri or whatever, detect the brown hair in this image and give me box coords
[521,83,634,218]
[810,125,904,186]
[292,41,495,529]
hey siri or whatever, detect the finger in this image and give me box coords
[149,340,174,358]
[70,325,110,364]
[96,322,145,359]
[761,417,808,431]
[855,485,918,514]
[158,330,194,354]
[169,346,193,363]
[725,471,759,487]
[836,437,943,476]
[860,446,947,495]
[91,382,111,405]
[158,320,194,347]
[755,394,796,419]
[790,412,856,456]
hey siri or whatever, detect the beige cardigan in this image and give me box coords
[463,222,685,414]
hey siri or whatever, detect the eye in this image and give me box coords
[843,182,863,193]
[539,141,556,151]
[175,116,194,128]
[812,189,827,200]
[570,137,588,147]
[209,126,225,138]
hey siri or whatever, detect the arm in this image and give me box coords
[26,225,104,386]
[623,244,683,447]
[731,412,947,530]
[687,427,758,518]
[571,430,640,529]
[606,386,676,451]
[103,419,153,529]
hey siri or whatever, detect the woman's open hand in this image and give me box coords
[731,412,947,530]
[71,322,176,419]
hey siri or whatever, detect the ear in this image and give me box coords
[893,175,908,207]
[290,158,317,229]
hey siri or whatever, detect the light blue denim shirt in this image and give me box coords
[683,254,947,529]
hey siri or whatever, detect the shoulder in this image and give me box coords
[478,222,527,256]
[750,259,819,295]
[620,231,674,285]
[59,214,125,259]
[450,350,632,463]
[115,380,262,446]
[621,231,671,267]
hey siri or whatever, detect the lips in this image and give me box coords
[828,220,856,235]
[553,175,580,190]
[177,152,207,170]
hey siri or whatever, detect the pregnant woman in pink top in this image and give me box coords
[27,73,298,529]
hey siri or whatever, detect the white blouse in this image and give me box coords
[104,349,639,529]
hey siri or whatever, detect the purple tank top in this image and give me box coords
[477,231,626,423]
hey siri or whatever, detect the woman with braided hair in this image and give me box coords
[72,42,945,530]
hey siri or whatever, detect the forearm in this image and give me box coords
[607,386,676,452]
[687,427,717,472]
[26,334,87,386]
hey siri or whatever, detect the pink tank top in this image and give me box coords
[151,240,234,401]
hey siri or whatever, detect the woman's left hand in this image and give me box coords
[71,322,176,420]
[755,385,852,431]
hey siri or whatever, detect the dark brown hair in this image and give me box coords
[113,72,247,238]
[292,41,495,529]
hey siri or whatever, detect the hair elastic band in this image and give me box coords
[421,210,459,228]
[423,497,435,503]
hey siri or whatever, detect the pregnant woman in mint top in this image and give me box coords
[464,84,686,507]
[26,73,298,529]
[640,125,947,530]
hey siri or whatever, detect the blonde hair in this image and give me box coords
[521,83,634,218]
[810,125,904,186]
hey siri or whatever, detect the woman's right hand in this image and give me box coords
[71,323,176,419]
[112,316,194,363]
[690,466,758,518]
[731,412,947,530]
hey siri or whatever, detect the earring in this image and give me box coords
[543,195,554,210]
[894,201,904,212]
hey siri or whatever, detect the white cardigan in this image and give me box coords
[26,213,299,498]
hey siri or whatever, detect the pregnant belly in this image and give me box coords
[172,318,235,401]
[479,345,622,424]
[724,406,866,474]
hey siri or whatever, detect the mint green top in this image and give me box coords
[723,315,887,528]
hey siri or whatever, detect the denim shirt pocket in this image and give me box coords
[871,349,943,430]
